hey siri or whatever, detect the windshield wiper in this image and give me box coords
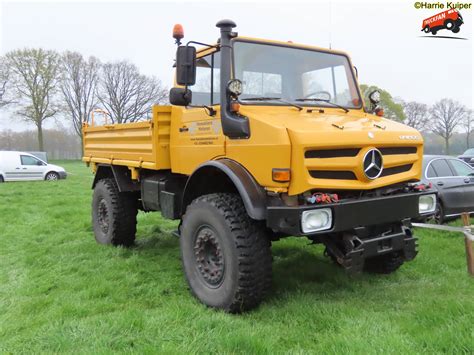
[240,97,303,111]
[295,98,349,113]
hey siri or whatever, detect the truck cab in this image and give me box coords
[83,20,436,313]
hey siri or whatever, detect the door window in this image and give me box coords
[426,164,437,178]
[430,159,454,177]
[192,51,220,106]
[20,155,42,166]
[449,159,474,176]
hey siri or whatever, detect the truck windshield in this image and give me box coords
[233,41,362,109]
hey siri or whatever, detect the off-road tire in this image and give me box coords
[364,251,404,274]
[92,178,137,247]
[180,193,272,313]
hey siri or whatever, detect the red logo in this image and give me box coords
[421,9,464,35]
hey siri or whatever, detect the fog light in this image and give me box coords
[301,208,332,233]
[419,194,436,214]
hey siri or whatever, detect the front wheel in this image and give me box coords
[452,27,460,33]
[45,172,59,181]
[445,19,455,30]
[0,175,4,183]
[180,193,272,313]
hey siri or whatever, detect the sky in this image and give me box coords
[0,0,472,131]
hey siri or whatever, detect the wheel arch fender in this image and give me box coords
[182,159,267,220]
[92,164,139,192]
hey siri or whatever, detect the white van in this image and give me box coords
[0,151,67,182]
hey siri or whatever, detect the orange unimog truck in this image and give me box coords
[83,20,436,312]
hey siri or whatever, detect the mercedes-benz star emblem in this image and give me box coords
[363,149,383,179]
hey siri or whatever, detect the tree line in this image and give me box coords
[0,48,472,156]
[0,48,168,151]
[361,85,473,154]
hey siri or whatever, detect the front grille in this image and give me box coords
[309,170,357,180]
[379,147,417,155]
[380,164,413,177]
[306,146,418,182]
[305,148,360,159]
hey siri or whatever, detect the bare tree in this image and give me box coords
[0,57,13,108]
[60,51,100,144]
[431,98,466,155]
[6,48,60,150]
[401,101,430,132]
[462,109,474,149]
[98,61,168,123]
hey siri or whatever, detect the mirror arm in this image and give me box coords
[186,41,217,49]
[186,104,217,117]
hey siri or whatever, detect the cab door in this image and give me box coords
[170,50,225,175]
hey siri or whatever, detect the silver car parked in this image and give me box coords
[422,155,474,224]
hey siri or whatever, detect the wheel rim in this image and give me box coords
[446,22,453,29]
[97,199,110,234]
[434,205,442,224]
[193,226,225,287]
[46,173,58,181]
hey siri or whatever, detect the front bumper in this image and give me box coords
[59,171,68,179]
[267,191,433,236]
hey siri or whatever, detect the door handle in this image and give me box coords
[22,168,27,170]
[464,178,470,183]
[15,167,20,170]
[179,126,189,132]
[437,181,444,186]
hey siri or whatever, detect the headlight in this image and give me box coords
[227,79,242,97]
[301,208,332,233]
[419,194,436,214]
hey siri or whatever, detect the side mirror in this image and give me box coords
[176,46,196,86]
[36,161,43,166]
[169,87,192,106]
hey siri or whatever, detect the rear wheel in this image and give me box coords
[92,178,138,247]
[364,251,404,274]
[424,26,430,33]
[180,193,272,313]
[0,175,4,183]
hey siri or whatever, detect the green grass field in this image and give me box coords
[0,161,473,353]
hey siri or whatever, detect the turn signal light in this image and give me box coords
[230,102,240,112]
[375,108,384,117]
[272,168,291,182]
